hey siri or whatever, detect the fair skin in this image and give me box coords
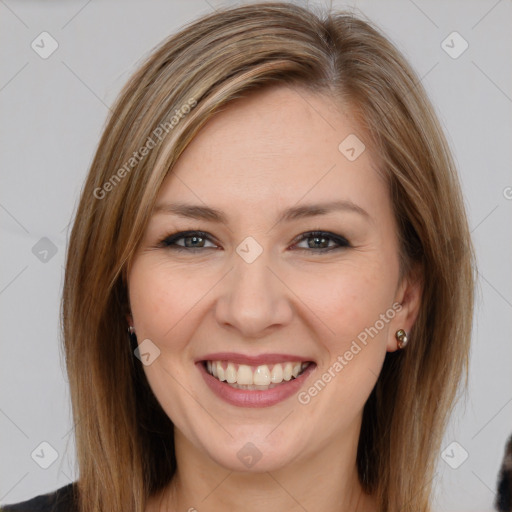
[127,86,422,512]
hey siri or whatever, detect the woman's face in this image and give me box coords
[127,86,420,472]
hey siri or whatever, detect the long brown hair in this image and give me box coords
[61,3,475,511]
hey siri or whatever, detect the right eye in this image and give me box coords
[158,230,219,251]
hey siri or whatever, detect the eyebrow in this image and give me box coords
[153,200,370,224]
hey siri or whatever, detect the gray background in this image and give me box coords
[1,0,511,510]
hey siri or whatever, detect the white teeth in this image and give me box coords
[205,360,311,387]
[283,362,293,381]
[253,365,270,386]
[225,362,237,383]
[237,364,253,385]
[216,362,226,382]
[228,383,275,390]
[270,364,283,383]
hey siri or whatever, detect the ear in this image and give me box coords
[387,263,423,352]
[122,263,133,328]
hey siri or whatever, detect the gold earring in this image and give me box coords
[395,329,409,349]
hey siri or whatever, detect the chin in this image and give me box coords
[199,427,306,473]
[208,444,297,473]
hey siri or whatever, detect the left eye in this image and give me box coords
[293,231,350,252]
[158,230,350,253]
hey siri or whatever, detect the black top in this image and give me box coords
[1,483,77,512]
[3,476,511,512]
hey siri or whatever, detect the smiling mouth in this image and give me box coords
[202,360,313,390]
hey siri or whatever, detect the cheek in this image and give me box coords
[294,261,397,426]
[127,260,205,421]
[128,259,196,347]
[299,258,397,347]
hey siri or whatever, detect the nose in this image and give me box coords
[214,249,293,338]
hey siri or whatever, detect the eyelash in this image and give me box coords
[156,230,351,254]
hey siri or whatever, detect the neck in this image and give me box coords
[148,417,377,512]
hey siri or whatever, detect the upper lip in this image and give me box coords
[196,352,315,366]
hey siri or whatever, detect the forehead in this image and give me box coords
[156,86,387,218]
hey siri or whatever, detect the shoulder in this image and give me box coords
[1,483,77,512]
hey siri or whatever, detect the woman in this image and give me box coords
[2,2,475,511]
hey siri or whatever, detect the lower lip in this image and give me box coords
[197,361,316,408]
